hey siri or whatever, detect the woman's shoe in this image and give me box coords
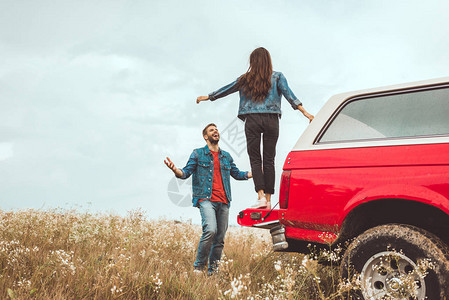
[251,197,268,209]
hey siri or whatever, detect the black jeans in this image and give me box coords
[244,114,279,195]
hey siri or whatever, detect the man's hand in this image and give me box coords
[164,157,183,177]
[247,171,252,178]
[196,95,209,104]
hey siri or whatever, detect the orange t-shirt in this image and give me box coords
[199,151,228,204]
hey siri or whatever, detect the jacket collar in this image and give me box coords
[203,144,222,157]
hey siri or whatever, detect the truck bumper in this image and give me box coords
[237,208,289,251]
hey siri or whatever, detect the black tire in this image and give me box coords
[340,224,449,299]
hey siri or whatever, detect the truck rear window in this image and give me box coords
[319,87,449,143]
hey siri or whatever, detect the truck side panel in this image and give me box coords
[282,143,449,236]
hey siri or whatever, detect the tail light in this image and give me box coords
[279,170,291,209]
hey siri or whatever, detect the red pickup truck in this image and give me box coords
[238,77,449,298]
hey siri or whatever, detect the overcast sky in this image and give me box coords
[1,0,449,224]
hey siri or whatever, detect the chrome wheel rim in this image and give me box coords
[360,251,426,299]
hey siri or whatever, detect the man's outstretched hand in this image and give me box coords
[164,157,176,171]
[164,157,183,177]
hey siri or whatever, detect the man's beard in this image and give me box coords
[209,138,219,145]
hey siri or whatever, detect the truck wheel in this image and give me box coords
[340,224,449,299]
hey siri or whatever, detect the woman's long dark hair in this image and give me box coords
[238,47,273,102]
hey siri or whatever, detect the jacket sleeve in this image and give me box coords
[208,79,240,101]
[278,72,303,109]
[229,155,248,181]
[178,150,198,179]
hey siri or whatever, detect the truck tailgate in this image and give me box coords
[237,208,282,229]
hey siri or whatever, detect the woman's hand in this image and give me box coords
[306,113,314,123]
[196,95,209,104]
[297,104,314,123]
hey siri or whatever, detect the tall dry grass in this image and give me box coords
[0,209,349,299]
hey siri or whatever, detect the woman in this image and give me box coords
[197,47,314,209]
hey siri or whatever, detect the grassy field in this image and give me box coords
[0,209,357,299]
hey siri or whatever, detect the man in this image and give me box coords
[164,123,251,274]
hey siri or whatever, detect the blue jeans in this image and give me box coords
[194,200,229,272]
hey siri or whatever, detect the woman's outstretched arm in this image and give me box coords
[196,79,239,104]
[297,104,314,123]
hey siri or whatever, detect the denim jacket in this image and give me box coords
[208,71,303,120]
[178,145,248,207]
